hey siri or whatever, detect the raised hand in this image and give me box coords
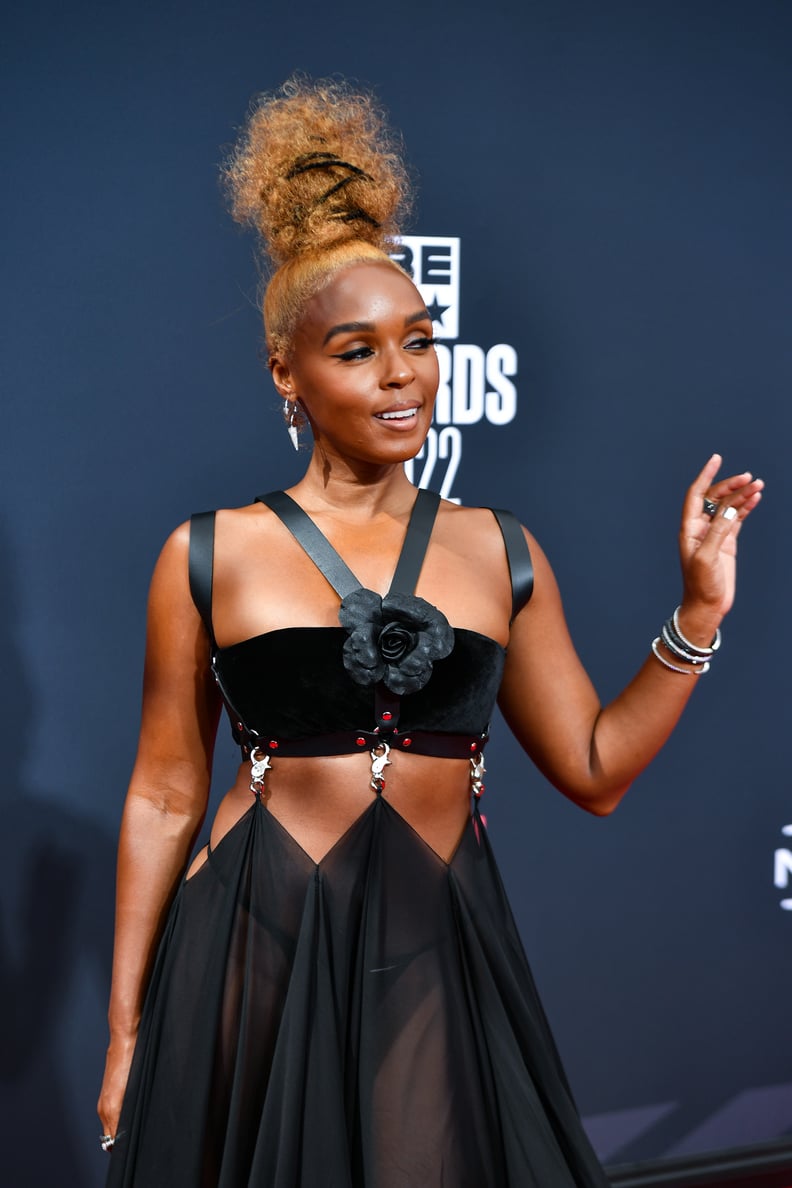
[678,453,763,628]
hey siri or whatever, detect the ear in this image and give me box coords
[269,354,295,399]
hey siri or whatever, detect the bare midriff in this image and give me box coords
[187,752,474,877]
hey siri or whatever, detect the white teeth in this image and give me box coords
[378,408,417,420]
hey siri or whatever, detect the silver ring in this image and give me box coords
[703,497,718,518]
[100,1134,115,1152]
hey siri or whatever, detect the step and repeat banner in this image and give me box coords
[3,1,790,1183]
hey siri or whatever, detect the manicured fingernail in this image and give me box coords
[723,506,738,521]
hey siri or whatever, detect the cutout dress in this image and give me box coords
[107,491,610,1187]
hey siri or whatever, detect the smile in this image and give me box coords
[375,408,418,421]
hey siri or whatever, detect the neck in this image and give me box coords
[290,448,419,519]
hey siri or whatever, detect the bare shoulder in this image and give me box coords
[436,498,539,561]
[151,519,190,582]
[212,500,281,547]
[156,500,275,562]
[436,499,555,630]
[145,520,198,625]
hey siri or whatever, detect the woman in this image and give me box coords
[98,78,763,1186]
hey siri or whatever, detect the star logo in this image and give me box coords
[425,295,450,331]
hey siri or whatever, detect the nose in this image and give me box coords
[381,349,415,389]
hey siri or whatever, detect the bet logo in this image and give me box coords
[390,237,460,339]
[392,236,519,502]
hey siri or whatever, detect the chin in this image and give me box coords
[391,437,429,464]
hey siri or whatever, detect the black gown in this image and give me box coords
[107,491,610,1188]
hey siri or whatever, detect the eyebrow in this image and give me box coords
[323,309,431,347]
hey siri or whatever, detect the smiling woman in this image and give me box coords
[98,76,762,1188]
[270,263,439,464]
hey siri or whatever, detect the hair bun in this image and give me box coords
[225,76,411,266]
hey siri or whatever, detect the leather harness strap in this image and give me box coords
[255,487,441,597]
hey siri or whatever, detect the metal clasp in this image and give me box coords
[370,741,391,794]
[470,752,486,799]
[249,746,272,797]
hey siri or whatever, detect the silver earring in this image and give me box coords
[284,399,299,451]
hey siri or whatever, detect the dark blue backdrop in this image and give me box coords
[2,2,790,1183]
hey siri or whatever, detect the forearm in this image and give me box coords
[107,788,206,1039]
[584,459,762,804]
[501,460,761,815]
[502,598,724,814]
[568,603,720,812]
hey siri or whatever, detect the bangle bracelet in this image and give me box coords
[651,637,710,675]
[672,606,721,655]
[661,623,710,666]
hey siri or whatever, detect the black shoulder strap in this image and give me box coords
[255,491,360,598]
[389,488,441,594]
[188,511,216,645]
[491,508,534,620]
[255,488,442,598]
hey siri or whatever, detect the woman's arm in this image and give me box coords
[499,455,763,815]
[97,522,222,1137]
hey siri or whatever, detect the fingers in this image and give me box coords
[97,1082,123,1141]
[685,454,765,528]
[683,453,723,525]
[98,1037,136,1146]
[694,480,762,560]
[708,477,764,528]
[739,486,764,514]
[690,453,723,499]
[679,456,764,617]
[706,471,763,507]
[701,501,740,546]
[708,471,752,500]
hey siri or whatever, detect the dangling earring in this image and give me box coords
[284,399,299,451]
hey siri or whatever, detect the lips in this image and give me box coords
[374,404,420,423]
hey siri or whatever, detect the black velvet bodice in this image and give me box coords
[189,490,533,755]
[215,625,506,742]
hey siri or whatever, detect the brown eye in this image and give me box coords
[332,346,375,362]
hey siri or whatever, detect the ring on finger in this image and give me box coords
[100,1134,115,1152]
[703,497,718,518]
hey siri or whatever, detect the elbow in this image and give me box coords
[580,727,633,814]
[125,783,208,838]
[584,791,626,817]
[563,780,632,817]
[539,748,633,816]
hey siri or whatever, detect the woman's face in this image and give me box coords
[272,262,439,468]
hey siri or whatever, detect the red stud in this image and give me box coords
[269,740,279,750]
[470,742,477,752]
[236,721,244,732]
[381,711,393,722]
[402,737,412,747]
[356,737,366,746]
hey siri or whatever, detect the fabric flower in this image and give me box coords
[338,588,454,696]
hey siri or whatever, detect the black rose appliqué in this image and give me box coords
[338,589,454,696]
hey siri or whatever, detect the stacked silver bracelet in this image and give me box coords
[651,607,721,676]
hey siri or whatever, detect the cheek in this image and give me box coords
[422,352,440,392]
[422,361,440,407]
[298,377,373,432]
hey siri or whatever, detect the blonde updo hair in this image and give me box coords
[224,76,412,357]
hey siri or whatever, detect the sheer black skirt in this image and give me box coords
[107,795,609,1187]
